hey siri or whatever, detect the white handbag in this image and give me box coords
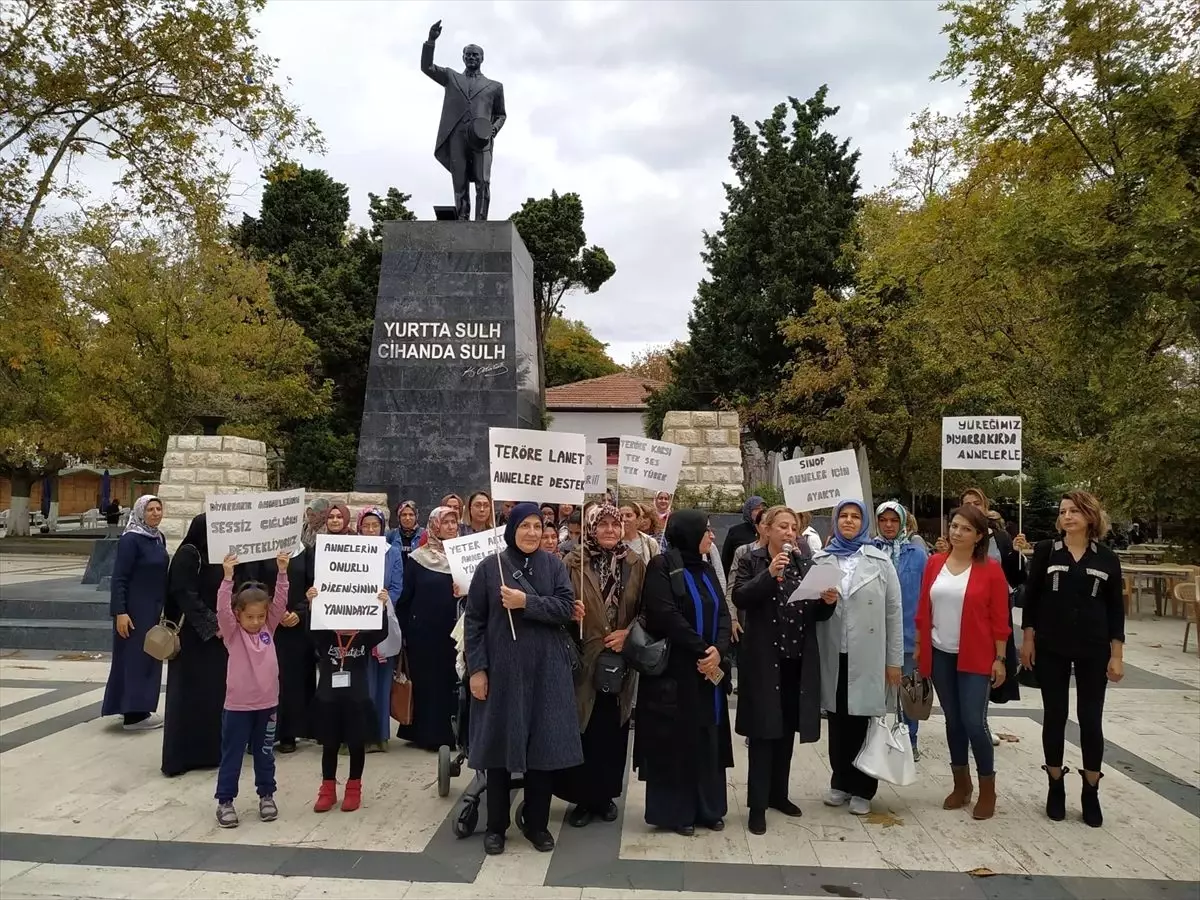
[375,600,403,659]
[853,694,917,786]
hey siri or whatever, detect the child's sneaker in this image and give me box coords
[259,795,278,822]
[216,801,238,828]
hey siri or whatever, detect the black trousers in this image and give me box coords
[1037,647,1110,772]
[747,657,801,812]
[827,654,878,800]
[487,768,552,836]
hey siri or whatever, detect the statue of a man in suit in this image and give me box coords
[421,20,507,221]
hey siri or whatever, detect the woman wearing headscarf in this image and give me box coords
[301,498,331,550]
[359,506,404,752]
[387,501,424,558]
[734,506,836,834]
[440,494,464,520]
[460,491,494,536]
[395,506,460,751]
[465,503,582,856]
[162,513,230,775]
[874,500,929,759]
[811,499,903,816]
[633,510,733,836]
[721,495,764,576]
[102,495,169,731]
[652,491,672,533]
[556,504,647,828]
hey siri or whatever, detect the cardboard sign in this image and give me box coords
[309,534,388,630]
[941,416,1022,471]
[585,443,607,494]
[617,435,685,494]
[489,427,587,504]
[779,449,863,513]
[205,488,305,563]
[443,526,507,594]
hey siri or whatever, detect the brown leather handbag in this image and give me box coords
[390,650,414,725]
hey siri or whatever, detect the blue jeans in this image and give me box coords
[931,649,994,776]
[900,651,918,745]
[216,707,277,802]
[367,655,395,743]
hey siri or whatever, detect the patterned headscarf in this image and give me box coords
[411,506,455,574]
[301,498,330,548]
[357,506,387,535]
[585,503,627,608]
[874,500,910,566]
[124,495,164,544]
[396,500,419,537]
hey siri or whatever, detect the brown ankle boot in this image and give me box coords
[973,774,996,820]
[943,766,974,810]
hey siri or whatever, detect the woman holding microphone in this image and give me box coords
[733,506,836,834]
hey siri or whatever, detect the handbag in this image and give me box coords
[898,671,934,721]
[854,693,917,786]
[562,628,584,684]
[143,614,183,662]
[621,620,669,676]
[594,648,627,694]
[390,650,414,725]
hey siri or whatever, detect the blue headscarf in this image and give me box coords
[503,502,543,559]
[742,495,765,525]
[825,499,871,558]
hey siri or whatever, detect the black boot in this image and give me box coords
[1043,765,1068,821]
[1081,772,1104,828]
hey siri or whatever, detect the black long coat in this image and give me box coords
[732,548,833,743]
[632,555,733,787]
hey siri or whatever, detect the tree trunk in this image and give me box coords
[8,469,33,537]
[47,472,60,532]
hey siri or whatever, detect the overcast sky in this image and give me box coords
[232,0,965,364]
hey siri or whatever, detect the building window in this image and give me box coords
[602,438,620,465]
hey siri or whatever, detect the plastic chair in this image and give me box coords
[1174,581,1199,653]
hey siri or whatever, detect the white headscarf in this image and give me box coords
[124,494,164,544]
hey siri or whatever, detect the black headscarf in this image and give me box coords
[179,512,209,564]
[665,509,709,568]
[504,502,543,562]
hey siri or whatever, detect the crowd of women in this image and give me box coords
[101,483,1126,846]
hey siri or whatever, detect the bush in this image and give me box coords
[748,482,784,508]
[672,484,744,513]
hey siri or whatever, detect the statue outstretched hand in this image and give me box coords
[428,20,442,42]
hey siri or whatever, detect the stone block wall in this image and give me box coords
[155,435,270,548]
[304,491,390,528]
[664,411,746,505]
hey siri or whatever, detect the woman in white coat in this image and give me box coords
[813,499,903,816]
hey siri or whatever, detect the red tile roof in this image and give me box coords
[545,372,664,410]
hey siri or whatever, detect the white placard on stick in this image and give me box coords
[617,435,685,494]
[779,449,863,513]
[585,443,607,494]
[205,488,306,563]
[309,534,388,630]
[489,427,587,504]
[444,526,507,594]
[941,416,1022,471]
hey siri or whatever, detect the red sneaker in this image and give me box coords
[341,778,362,812]
[313,779,338,813]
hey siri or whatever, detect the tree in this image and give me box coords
[627,342,682,384]
[651,89,862,450]
[0,0,322,249]
[508,191,615,410]
[543,317,620,387]
[234,164,417,488]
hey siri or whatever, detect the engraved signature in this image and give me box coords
[463,363,509,378]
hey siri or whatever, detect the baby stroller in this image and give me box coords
[442,604,526,839]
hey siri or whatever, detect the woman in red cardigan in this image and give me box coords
[914,504,1010,820]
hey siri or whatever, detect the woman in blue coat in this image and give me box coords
[359,506,403,751]
[875,501,929,758]
[101,495,169,730]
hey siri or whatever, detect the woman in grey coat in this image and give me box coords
[812,499,903,816]
[465,502,584,856]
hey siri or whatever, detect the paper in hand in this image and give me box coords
[787,564,842,602]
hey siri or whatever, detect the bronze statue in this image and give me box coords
[421,20,507,221]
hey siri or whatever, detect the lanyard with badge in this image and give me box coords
[332,631,358,689]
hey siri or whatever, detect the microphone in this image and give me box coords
[777,543,795,582]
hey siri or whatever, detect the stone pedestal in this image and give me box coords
[355,221,541,512]
[664,410,746,505]
[155,435,270,550]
